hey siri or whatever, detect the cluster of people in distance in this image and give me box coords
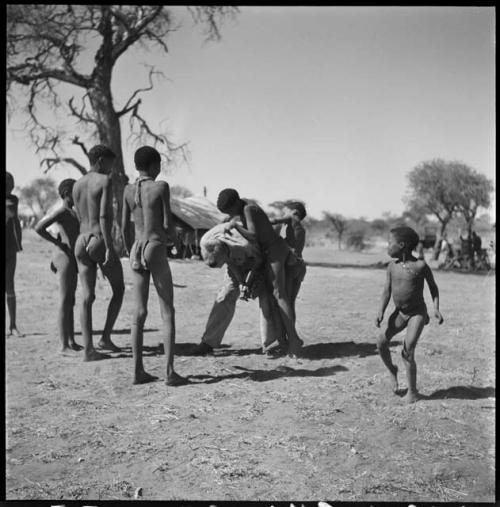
[5,145,444,402]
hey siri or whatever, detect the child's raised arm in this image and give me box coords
[35,207,69,254]
[423,264,444,324]
[376,265,392,327]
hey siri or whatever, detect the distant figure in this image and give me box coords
[472,231,482,258]
[375,226,443,404]
[5,172,24,337]
[72,145,125,361]
[35,179,82,355]
[122,146,187,386]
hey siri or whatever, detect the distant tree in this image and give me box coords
[405,159,459,241]
[346,218,370,251]
[7,5,237,249]
[324,212,347,250]
[170,185,194,199]
[452,164,494,266]
[370,218,389,236]
[20,178,59,220]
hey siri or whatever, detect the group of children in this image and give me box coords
[5,146,444,402]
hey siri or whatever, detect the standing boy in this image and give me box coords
[73,145,125,361]
[122,146,187,386]
[5,172,24,337]
[218,188,304,357]
[35,179,82,355]
[375,226,444,403]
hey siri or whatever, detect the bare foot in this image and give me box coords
[166,372,189,386]
[59,347,81,357]
[8,328,25,338]
[83,349,110,362]
[389,365,399,393]
[288,340,303,357]
[69,341,84,351]
[97,339,121,352]
[133,371,158,385]
[406,391,420,404]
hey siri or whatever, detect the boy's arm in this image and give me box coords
[99,175,116,264]
[11,197,23,251]
[270,216,291,226]
[226,206,258,242]
[121,188,133,255]
[34,208,69,252]
[161,182,182,254]
[423,264,444,324]
[376,265,392,327]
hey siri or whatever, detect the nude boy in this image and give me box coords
[72,145,125,361]
[122,146,187,386]
[5,172,24,337]
[35,179,82,355]
[217,188,304,357]
[376,226,444,403]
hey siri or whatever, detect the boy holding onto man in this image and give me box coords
[376,226,444,403]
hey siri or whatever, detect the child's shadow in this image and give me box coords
[300,340,401,360]
[74,328,159,336]
[421,385,495,400]
[101,345,163,360]
[188,364,348,384]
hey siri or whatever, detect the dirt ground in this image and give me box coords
[5,231,495,501]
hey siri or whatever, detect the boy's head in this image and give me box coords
[388,226,420,257]
[201,240,229,268]
[134,146,161,179]
[6,172,14,195]
[286,201,306,221]
[88,145,116,174]
[217,188,242,215]
[58,178,76,206]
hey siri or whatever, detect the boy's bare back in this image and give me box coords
[243,204,279,248]
[73,172,111,234]
[124,180,170,243]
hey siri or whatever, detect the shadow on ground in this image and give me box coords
[300,340,401,360]
[74,328,159,336]
[187,364,349,384]
[422,385,495,400]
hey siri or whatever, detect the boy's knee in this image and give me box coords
[82,292,96,306]
[401,343,415,362]
[376,333,388,350]
[134,307,148,325]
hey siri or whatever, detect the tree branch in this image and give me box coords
[41,157,88,175]
[71,136,89,157]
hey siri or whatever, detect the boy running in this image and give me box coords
[376,226,444,403]
[5,172,24,337]
[217,188,304,357]
[35,179,82,355]
[122,146,187,386]
[73,145,125,361]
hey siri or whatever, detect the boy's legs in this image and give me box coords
[266,247,303,355]
[55,253,81,354]
[77,260,108,361]
[377,309,407,392]
[6,254,23,336]
[99,258,125,351]
[130,267,156,384]
[147,243,187,386]
[259,289,286,352]
[401,315,426,403]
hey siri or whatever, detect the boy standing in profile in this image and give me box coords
[376,226,444,403]
[35,179,82,355]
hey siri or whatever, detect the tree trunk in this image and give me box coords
[88,82,127,255]
[338,232,342,251]
[466,217,475,269]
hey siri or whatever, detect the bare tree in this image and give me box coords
[7,5,237,247]
[324,212,347,250]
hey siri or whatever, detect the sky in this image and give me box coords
[6,6,495,220]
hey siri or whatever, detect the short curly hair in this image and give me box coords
[58,178,76,198]
[88,145,116,165]
[390,226,420,251]
[217,188,240,213]
[287,201,307,220]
